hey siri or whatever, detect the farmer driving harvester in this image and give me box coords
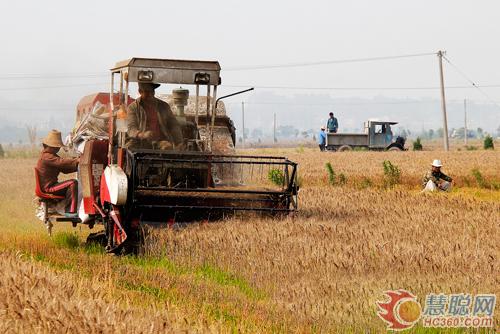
[36,130,80,217]
[126,82,184,150]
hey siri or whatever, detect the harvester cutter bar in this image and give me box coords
[135,204,292,212]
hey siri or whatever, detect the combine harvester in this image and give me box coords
[38,58,299,253]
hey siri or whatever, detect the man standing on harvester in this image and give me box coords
[126,82,184,150]
[327,112,338,133]
[36,130,80,217]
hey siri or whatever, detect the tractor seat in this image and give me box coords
[34,168,65,200]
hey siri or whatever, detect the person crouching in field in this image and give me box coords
[318,126,326,151]
[422,159,453,192]
[37,130,80,217]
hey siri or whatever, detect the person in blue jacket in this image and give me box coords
[318,126,326,151]
[326,112,338,133]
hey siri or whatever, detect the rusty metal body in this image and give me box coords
[326,121,406,151]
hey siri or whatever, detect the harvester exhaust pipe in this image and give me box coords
[215,87,254,109]
[172,87,190,116]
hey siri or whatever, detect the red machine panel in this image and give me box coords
[80,140,109,214]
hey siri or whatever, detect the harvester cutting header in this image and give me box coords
[35,57,299,254]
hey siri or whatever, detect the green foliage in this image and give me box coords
[471,168,488,188]
[0,144,4,158]
[382,160,401,188]
[325,162,336,185]
[465,145,477,151]
[483,135,494,150]
[325,163,347,186]
[84,242,105,255]
[470,168,499,189]
[196,263,264,300]
[338,173,347,185]
[268,169,285,186]
[413,137,423,151]
[359,177,373,189]
[52,232,80,250]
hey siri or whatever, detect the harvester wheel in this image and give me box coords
[86,230,107,247]
[338,145,353,152]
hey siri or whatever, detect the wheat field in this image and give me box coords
[0,147,498,333]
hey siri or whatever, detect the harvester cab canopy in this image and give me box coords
[108,57,224,157]
[111,58,221,86]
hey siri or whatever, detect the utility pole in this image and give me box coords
[241,102,245,148]
[273,113,277,143]
[437,50,449,151]
[464,98,468,145]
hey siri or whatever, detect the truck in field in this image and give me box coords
[326,121,406,151]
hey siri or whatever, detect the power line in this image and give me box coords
[225,99,499,107]
[222,84,500,91]
[442,55,500,111]
[0,73,106,80]
[225,100,438,106]
[0,82,108,91]
[224,52,437,71]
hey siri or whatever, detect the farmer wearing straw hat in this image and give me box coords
[422,159,453,192]
[126,82,184,150]
[36,130,79,217]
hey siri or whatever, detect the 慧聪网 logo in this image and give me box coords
[376,290,496,330]
[377,289,421,330]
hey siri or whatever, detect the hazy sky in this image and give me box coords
[0,0,499,131]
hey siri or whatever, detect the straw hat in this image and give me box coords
[431,159,443,167]
[43,129,65,148]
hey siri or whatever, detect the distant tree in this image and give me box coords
[483,135,494,150]
[301,131,309,138]
[0,144,4,158]
[312,134,316,142]
[413,137,423,151]
[477,127,484,139]
[436,128,444,139]
[496,125,500,138]
[428,129,435,139]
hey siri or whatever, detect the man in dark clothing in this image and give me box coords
[326,112,338,133]
[126,82,184,150]
[36,130,79,216]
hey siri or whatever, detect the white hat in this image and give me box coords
[431,159,443,167]
[321,126,326,130]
